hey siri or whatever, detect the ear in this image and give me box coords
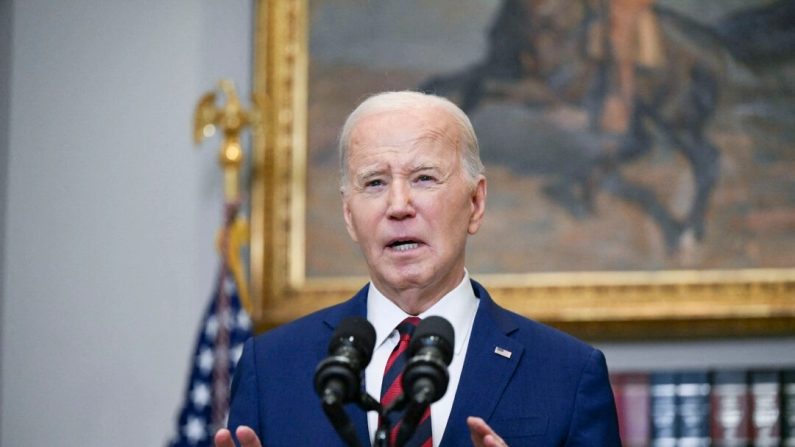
[467,176,487,235]
[341,191,359,242]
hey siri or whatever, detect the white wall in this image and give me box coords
[0,2,793,447]
[599,337,795,372]
[0,0,12,440]
[1,1,251,445]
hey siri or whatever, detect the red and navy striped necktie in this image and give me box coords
[380,316,432,447]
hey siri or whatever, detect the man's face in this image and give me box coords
[342,106,486,306]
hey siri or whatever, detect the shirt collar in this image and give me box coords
[367,270,479,355]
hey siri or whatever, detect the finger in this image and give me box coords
[467,416,490,447]
[467,416,508,447]
[467,416,491,437]
[483,434,507,447]
[235,426,263,447]
[214,429,235,447]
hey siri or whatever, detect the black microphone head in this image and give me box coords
[314,316,376,404]
[409,316,454,365]
[329,316,376,364]
[402,316,455,404]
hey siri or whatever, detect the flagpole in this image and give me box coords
[194,79,256,313]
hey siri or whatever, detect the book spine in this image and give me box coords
[676,371,711,447]
[750,370,781,447]
[612,372,650,447]
[650,372,677,447]
[710,370,750,447]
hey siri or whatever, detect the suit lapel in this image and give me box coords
[321,284,369,330]
[440,281,524,447]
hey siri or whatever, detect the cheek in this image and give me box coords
[349,202,380,236]
[425,206,465,243]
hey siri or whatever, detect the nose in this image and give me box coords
[386,180,415,220]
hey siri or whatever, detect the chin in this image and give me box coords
[381,271,429,291]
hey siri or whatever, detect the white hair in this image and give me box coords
[338,91,484,189]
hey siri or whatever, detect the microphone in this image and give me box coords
[396,316,455,446]
[314,316,376,447]
[314,316,376,405]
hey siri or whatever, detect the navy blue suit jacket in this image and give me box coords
[227,280,621,446]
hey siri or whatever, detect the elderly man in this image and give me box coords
[215,91,621,446]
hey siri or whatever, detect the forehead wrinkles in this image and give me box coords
[349,111,461,160]
[418,124,459,151]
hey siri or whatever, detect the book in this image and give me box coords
[711,369,750,447]
[750,370,781,447]
[650,371,677,447]
[676,371,711,447]
[612,372,650,447]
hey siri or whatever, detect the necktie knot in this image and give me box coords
[397,316,420,339]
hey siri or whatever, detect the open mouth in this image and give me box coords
[387,240,420,252]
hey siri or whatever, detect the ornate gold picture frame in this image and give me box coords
[248,0,795,339]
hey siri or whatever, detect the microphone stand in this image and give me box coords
[372,393,406,447]
[328,386,430,447]
[395,388,431,447]
[323,388,394,447]
[321,388,364,447]
[373,393,422,447]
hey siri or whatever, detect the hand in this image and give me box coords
[214,426,262,447]
[467,416,508,447]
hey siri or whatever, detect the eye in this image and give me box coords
[415,174,436,183]
[364,178,385,188]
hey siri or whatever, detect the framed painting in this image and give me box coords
[248,0,795,339]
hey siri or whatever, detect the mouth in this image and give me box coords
[386,239,422,252]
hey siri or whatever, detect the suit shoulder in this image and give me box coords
[473,280,597,359]
[494,304,599,362]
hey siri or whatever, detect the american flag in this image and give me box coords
[167,270,252,447]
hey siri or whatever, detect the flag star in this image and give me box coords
[231,343,244,365]
[204,315,219,340]
[190,382,211,408]
[183,415,207,444]
[236,309,251,331]
[197,347,214,375]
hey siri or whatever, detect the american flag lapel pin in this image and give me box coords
[494,346,512,359]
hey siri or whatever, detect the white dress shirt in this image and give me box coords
[365,271,480,447]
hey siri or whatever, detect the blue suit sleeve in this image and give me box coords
[227,337,261,445]
[566,349,622,446]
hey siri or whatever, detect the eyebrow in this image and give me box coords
[357,163,436,175]
[410,165,439,175]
